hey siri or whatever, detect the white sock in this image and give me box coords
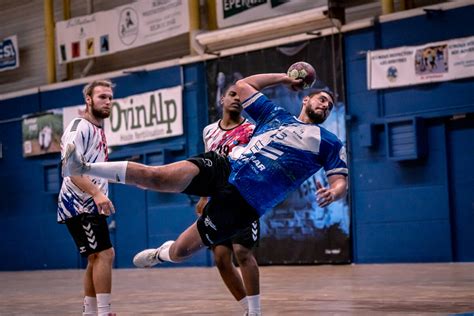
[157,240,175,262]
[248,294,261,314]
[86,161,128,183]
[238,296,249,312]
[82,296,97,315]
[96,293,111,316]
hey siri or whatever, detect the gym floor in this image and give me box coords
[1,263,473,315]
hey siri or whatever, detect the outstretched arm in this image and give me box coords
[316,175,347,207]
[235,73,302,105]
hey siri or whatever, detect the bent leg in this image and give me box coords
[213,245,246,301]
[233,244,259,296]
[167,223,206,261]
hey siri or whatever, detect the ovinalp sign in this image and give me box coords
[63,85,183,147]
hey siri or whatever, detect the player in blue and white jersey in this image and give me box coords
[62,72,348,280]
[58,80,117,316]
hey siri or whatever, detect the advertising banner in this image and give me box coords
[206,37,350,264]
[22,110,63,157]
[216,0,326,28]
[367,35,474,89]
[63,86,183,147]
[0,35,19,72]
[56,0,189,63]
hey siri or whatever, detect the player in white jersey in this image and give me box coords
[62,72,348,314]
[197,84,261,315]
[58,80,116,316]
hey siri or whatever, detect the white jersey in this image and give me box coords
[203,119,254,156]
[57,118,109,223]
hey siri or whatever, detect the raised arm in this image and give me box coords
[235,73,302,106]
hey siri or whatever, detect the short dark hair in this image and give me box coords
[308,86,336,104]
[222,82,237,96]
[83,80,114,100]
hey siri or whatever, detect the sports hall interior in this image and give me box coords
[0,0,473,315]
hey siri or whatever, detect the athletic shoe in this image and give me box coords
[62,143,89,177]
[133,247,164,268]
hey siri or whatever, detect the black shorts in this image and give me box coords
[183,152,259,247]
[216,220,260,250]
[65,213,112,257]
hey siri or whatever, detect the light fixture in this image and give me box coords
[195,6,338,54]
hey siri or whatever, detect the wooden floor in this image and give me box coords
[1,263,474,315]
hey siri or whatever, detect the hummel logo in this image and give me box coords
[252,221,258,241]
[79,246,86,253]
[82,223,97,249]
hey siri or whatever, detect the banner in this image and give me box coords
[63,86,183,147]
[368,35,474,90]
[216,0,326,28]
[22,110,63,157]
[206,37,350,264]
[0,35,19,72]
[56,0,189,64]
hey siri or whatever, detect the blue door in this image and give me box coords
[447,115,474,261]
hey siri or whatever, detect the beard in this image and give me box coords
[305,107,327,124]
[90,100,111,119]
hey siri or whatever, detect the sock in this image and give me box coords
[157,240,175,262]
[96,293,111,316]
[238,296,249,312]
[83,296,97,316]
[86,161,128,184]
[247,294,261,315]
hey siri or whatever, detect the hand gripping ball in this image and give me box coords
[287,61,317,89]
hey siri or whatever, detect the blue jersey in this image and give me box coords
[228,92,348,216]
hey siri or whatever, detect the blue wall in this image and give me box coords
[0,63,211,270]
[345,5,474,263]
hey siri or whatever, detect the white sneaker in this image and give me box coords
[133,247,164,268]
[62,143,89,177]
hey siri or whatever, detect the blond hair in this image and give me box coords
[82,79,114,100]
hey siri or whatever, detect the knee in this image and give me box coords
[234,247,255,266]
[214,252,232,271]
[97,247,115,264]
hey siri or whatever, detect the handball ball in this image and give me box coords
[287,62,316,89]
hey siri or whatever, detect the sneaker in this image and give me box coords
[62,143,89,177]
[133,248,164,268]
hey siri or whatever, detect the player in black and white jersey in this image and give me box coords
[197,84,261,315]
[58,80,116,316]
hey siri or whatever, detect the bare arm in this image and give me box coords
[235,73,302,105]
[316,174,347,208]
[195,196,209,216]
[70,175,115,215]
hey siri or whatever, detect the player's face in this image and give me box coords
[303,92,334,124]
[87,86,113,119]
[221,86,242,114]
